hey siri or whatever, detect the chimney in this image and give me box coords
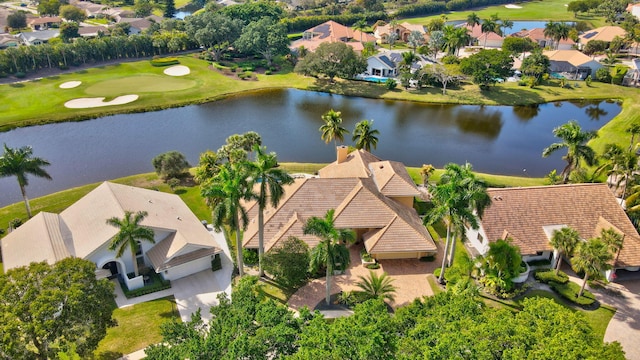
[337,145,348,164]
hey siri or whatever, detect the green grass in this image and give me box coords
[481,289,616,340]
[84,75,197,96]
[406,167,546,187]
[93,296,180,359]
[257,278,298,304]
[427,274,444,294]
[402,0,606,28]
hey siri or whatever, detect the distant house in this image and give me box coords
[466,184,640,281]
[27,16,62,31]
[373,22,427,44]
[0,34,20,49]
[510,28,576,50]
[464,24,504,48]
[543,49,602,79]
[291,20,376,53]
[242,147,438,260]
[116,17,153,34]
[366,53,398,77]
[1,182,225,290]
[623,58,640,86]
[16,29,60,45]
[78,25,109,38]
[628,3,640,20]
[579,26,626,48]
[73,0,107,18]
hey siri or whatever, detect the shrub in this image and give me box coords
[14,71,26,78]
[535,269,569,284]
[595,67,611,83]
[238,71,253,80]
[441,55,460,64]
[9,218,22,229]
[167,177,180,190]
[211,254,222,271]
[243,248,259,265]
[121,274,171,298]
[385,78,397,90]
[549,281,596,306]
[152,151,190,179]
[337,290,369,306]
[150,57,180,67]
[585,75,592,87]
[263,236,310,288]
[366,263,381,269]
[265,70,272,75]
[420,255,436,262]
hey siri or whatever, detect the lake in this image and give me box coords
[0,89,620,206]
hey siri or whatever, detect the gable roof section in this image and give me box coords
[543,50,594,67]
[318,149,381,178]
[579,26,626,43]
[511,28,575,45]
[479,184,640,266]
[364,213,436,254]
[369,160,420,197]
[291,20,375,52]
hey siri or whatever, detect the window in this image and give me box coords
[477,233,484,243]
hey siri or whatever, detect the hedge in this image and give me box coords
[394,1,447,17]
[150,57,180,67]
[549,281,596,306]
[121,276,172,298]
[534,269,569,284]
[281,12,387,32]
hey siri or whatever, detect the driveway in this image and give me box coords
[288,244,442,311]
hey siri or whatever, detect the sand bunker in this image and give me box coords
[59,81,82,89]
[505,4,522,8]
[64,95,139,109]
[164,65,190,76]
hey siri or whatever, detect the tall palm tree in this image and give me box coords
[466,12,481,28]
[542,120,598,183]
[553,22,571,50]
[627,123,640,151]
[201,162,254,277]
[106,210,155,277]
[543,21,558,49]
[424,163,491,283]
[443,25,471,56]
[480,19,500,48]
[320,109,349,147]
[600,228,624,265]
[500,19,514,36]
[0,144,52,218]
[247,145,294,277]
[304,209,355,305]
[356,271,396,302]
[549,227,580,275]
[352,120,380,152]
[353,18,367,44]
[572,238,613,297]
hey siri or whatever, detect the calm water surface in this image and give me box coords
[0,89,620,206]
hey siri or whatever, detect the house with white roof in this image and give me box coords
[1,182,224,290]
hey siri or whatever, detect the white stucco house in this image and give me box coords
[1,182,224,290]
[366,53,398,77]
[466,184,640,281]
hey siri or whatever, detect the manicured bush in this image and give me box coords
[441,55,460,64]
[211,253,222,271]
[527,258,552,267]
[366,263,381,269]
[152,151,190,179]
[596,67,611,83]
[385,78,397,90]
[535,269,569,284]
[121,274,171,298]
[263,236,310,288]
[265,70,272,75]
[420,255,436,262]
[549,281,596,306]
[14,72,26,78]
[243,248,259,265]
[150,57,180,67]
[9,218,22,229]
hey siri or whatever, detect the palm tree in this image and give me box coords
[356,271,396,302]
[480,19,500,48]
[553,22,570,50]
[401,51,418,70]
[247,145,294,277]
[352,120,380,152]
[600,228,624,265]
[106,210,155,277]
[320,109,349,147]
[353,18,367,44]
[549,227,580,275]
[443,25,471,56]
[542,120,598,183]
[466,12,481,28]
[572,238,613,297]
[543,21,558,49]
[0,144,52,218]
[500,19,514,36]
[424,163,491,283]
[304,209,355,305]
[201,162,254,277]
[627,123,640,151]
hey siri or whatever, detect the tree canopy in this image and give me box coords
[152,151,190,179]
[235,17,290,66]
[0,258,115,359]
[295,41,367,81]
[460,49,513,88]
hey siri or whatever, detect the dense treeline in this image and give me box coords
[281,11,388,32]
[144,276,625,359]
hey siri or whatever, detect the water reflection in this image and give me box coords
[585,105,608,121]
[512,105,540,122]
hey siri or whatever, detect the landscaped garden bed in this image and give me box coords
[120,272,171,299]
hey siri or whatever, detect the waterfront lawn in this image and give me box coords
[93,296,180,359]
[402,0,606,28]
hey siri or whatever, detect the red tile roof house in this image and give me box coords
[464,24,504,49]
[290,20,377,53]
[27,16,62,31]
[510,28,576,50]
[466,183,640,281]
[242,146,438,260]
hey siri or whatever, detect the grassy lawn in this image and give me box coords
[93,296,180,359]
[481,289,616,340]
[402,0,605,28]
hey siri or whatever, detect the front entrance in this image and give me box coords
[102,261,120,279]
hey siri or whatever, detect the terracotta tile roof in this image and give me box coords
[479,183,640,266]
[148,232,220,272]
[27,16,62,25]
[243,150,437,256]
[465,24,503,41]
[318,149,382,178]
[369,160,420,197]
[579,26,626,43]
[543,50,594,67]
[291,20,375,52]
[511,28,575,45]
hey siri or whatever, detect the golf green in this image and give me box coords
[84,75,197,96]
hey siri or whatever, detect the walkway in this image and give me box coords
[288,244,442,311]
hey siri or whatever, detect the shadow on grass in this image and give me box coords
[9,83,24,88]
[94,350,124,360]
[174,189,186,195]
[310,78,389,98]
[480,86,546,105]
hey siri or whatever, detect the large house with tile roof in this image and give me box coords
[242,146,437,260]
[1,182,224,290]
[466,184,640,280]
[373,22,427,44]
[510,28,576,50]
[291,20,376,53]
[543,49,602,79]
